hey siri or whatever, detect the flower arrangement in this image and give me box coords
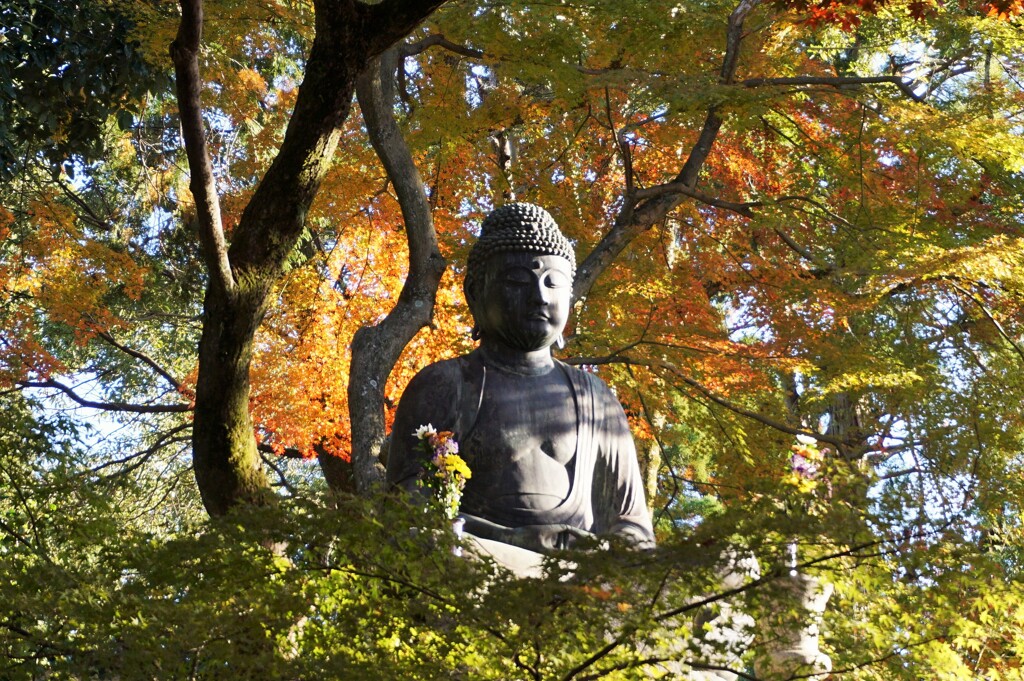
[784,433,831,496]
[413,424,472,520]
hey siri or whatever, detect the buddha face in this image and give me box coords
[470,252,573,352]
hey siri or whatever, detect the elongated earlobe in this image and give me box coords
[555,333,565,349]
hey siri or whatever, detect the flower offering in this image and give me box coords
[413,424,472,520]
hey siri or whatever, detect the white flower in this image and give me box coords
[796,433,818,445]
[413,423,436,440]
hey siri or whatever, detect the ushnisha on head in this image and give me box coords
[464,203,576,301]
[465,203,576,353]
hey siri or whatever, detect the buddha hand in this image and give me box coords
[502,524,596,552]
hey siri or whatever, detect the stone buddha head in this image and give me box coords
[464,203,576,353]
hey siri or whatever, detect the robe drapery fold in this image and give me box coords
[387,350,655,548]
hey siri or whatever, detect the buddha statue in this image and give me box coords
[387,203,655,560]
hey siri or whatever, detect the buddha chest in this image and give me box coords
[461,366,578,511]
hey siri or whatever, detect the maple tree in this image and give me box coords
[3,0,1024,677]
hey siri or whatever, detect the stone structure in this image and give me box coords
[387,203,655,566]
[754,572,833,679]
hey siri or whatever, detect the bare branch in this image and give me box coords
[400,33,483,59]
[90,424,192,475]
[741,75,925,102]
[18,379,191,414]
[169,0,235,294]
[96,331,183,391]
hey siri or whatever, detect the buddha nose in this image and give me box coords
[531,279,550,305]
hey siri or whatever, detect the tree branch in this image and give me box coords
[18,379,191,413]
[878,466,925,481]
[565,354,847,451]
[226,0,444,280]
[96,331,182,391]
[566,528,925,681]
[683,663,760,681]
[631,182,758,217]
[810,635,945,678]
[652,524,953,624]
[741,75,925,102]
[186,0,446,516]
[950,282,1024,363]
[169,0,235,295]
[90,424,192,475]
[55,179,116,232]
[347,46,447,493]
[256,442,295,458]
[770,225,835,274]
[258,448,300,497]
[400,33,483,59]
[604,86,634,196]
[574,0,762,302]
[775,194,855,230]
[362,0,449,57]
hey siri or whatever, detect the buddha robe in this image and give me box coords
[387,350,655,549]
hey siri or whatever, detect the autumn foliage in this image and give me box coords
[2,0,1024,675]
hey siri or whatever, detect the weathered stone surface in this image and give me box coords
[387,203,655,557]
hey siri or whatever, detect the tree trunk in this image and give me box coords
[175,0,446,516]
[192,285,271,515]
[346,49,447,495]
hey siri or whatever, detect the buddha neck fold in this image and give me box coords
[478,341,554,377]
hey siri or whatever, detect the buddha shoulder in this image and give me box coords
[399,357,467,412]
[556,361,619,399]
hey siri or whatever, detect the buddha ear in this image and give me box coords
[464,281,483,341]
[463,276,478,306]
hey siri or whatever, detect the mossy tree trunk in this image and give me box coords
[172,0,446,516]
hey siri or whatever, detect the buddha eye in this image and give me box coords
[503,267,534,285]
[544,271,571,288]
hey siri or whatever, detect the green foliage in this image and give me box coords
[0,414,723,681]
[0,0,168,178]
[3,383,1024,679]
[3,0,1024,678]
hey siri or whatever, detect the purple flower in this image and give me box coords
[791,453,818,478]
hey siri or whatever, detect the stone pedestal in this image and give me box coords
[463,533,548,579]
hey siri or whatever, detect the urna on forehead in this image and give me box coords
[465,203,577,295]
